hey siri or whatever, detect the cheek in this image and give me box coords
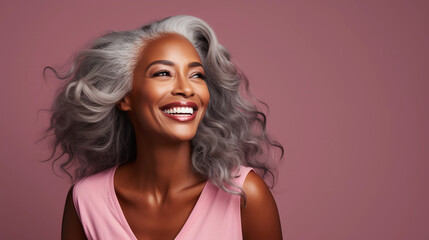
[132,83,164,106]
[128,88,155,122]
[198,83,210,106]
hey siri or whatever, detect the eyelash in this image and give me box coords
[191,73,206,80]
[153,70,171,77]
[153,70,206,80]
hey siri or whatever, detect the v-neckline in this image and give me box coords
[109,165,209,240]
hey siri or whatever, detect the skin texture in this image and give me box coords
[241,171,283,240]
[61,33,282,240]
[61,187,86,240]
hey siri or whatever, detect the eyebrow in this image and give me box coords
[145,60,203,72]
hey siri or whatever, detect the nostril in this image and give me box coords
[173,92,186,97]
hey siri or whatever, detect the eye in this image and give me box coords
[153,70,171,77]
[190,72,206,80]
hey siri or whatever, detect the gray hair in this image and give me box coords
[44,15,283,198]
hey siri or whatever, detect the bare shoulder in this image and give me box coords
[242,171,272,202]
[241,171,283,240]
[62,185,87,240]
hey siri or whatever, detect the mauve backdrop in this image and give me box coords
[1,0,428,239]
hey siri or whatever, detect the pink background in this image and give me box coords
[1,0,428,239]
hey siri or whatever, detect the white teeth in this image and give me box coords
[163,107,194,115]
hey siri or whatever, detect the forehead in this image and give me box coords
[138,33,201,65]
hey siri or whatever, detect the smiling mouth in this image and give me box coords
[162,106,195,115]
[160,102,198,121]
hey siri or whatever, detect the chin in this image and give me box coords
[164,128,198,142]
[169,134,197,142]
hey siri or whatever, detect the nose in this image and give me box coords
[171,74,195,97]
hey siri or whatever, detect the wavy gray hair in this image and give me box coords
[45,15,283,197]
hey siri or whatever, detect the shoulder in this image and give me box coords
[232,166,254,187]
[74,166,116,194]
[73,166,117,210]
[242,171,271,201]
[62,186,87,239]
[241,170,283,240]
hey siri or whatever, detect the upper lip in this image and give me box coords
[160,102,198,110]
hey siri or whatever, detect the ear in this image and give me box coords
[117,95,132,111]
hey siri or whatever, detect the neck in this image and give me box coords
[127,135,202,197]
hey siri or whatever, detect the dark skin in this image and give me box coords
[61,33,282,240]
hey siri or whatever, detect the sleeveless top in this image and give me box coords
[73,165,253,240]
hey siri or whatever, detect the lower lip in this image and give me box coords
[161,111,197,122]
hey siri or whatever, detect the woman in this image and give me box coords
[46,15,283,239]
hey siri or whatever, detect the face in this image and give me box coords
[120,33,210,142]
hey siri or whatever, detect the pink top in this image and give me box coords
[73,165,253,240]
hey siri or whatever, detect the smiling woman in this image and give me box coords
[44,15,284,240]
[120,34,210,142]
